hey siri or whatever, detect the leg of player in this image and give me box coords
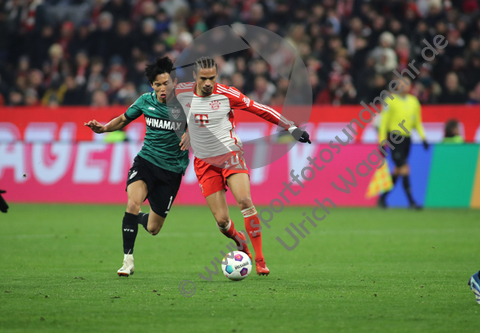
[205,190,253,262]
[400,164,420,209]
[137,209,166,235]
[146,211,166,235]
[227,173,270,276]
[118,180,148,277]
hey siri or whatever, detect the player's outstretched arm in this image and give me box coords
[224,85,311,144]
[84,114,130,134]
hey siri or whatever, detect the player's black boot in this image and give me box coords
[378,193,387,208]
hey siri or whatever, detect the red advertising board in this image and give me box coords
[0,142,380,206]
[1,105,480,142]
[1,105,479,204]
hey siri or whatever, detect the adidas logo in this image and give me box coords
[185,103,191,107]
[123,228,135,232]
[129,170,138,179]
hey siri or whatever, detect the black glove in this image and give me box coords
[291,128,312,144]
[0,190,8,213]
[423,140,429,150]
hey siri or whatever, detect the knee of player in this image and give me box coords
[149,228,160,236]
[126,200,141,214]
[236,196,253,210]
[216,218,230,229]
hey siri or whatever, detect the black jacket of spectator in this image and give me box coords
[101,0,132,24]
[69,25,94,58]
[90,29,114,62]
[438,90,468,104]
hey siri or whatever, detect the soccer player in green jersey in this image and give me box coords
[85,57,190,276]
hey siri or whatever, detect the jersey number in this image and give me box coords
[224,154,246,170]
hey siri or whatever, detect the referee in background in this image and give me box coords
[378,76,428,209]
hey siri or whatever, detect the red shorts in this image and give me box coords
[194,151,249,197]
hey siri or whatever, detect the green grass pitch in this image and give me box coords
[1,204,480,332]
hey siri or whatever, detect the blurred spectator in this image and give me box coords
[109,20,134,64]
[371,32,398,74]
[62,75,85,105]
[249,76,276,105]
[443,119,464,143]
[24,88,39,106]
[9,90,24,106]
[439,72,467,104]
[91,12,114,61]
[136,18,157,55]
[116,82,138,105]
[42,78,66,106]
[58,21,75,59]
[316,72,343,105]
[69,21,94,58]
[28,69,46,100]
[2,0,480,106]
[467,82,480,105]
[231,72,245,93]
[107,72,125,104]
[30,25,56,69]
[411,64,441,104]
[466,52,480,92]
[86,57,105,93]
[101,0,132,24]
[395,35,411,71]
[91,90,109,107]
[45,43,64,86]
[0,74,9,104]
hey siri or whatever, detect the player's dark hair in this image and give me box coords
[445,119,459,138]
[145,56,174,84]
[194,56,217,74]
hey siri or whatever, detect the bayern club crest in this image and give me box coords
[209,100,220,110]
[171,106,181,119]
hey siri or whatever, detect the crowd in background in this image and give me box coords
[1,0,480,107]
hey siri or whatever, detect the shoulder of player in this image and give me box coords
[408,94,421,105]
[176,81,195,92]
[139,92,156,103]
[128,92,153,108]
[215,83,242,99]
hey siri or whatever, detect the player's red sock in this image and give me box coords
[219,220,246,250]
[242,206,264,261]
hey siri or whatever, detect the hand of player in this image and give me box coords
[291,127,311,144]
[422,140,429,150]
[180,132,190,151]
[0,189,8,213]
[84,120,106,134]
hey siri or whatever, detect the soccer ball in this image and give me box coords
[221,251,252,281]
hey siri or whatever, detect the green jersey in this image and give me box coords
[442,135,464,144]
[125,91,189,174]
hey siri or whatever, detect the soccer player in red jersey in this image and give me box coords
[177,57,311,275]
